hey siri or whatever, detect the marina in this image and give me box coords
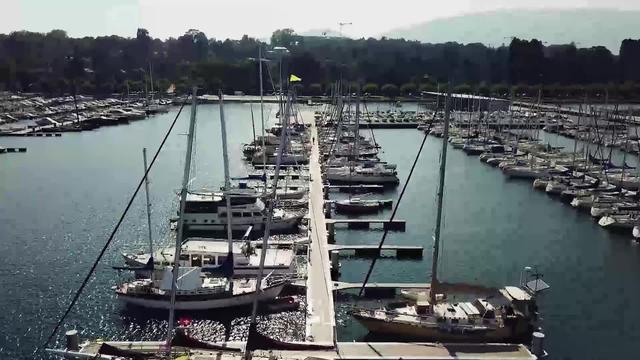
[4,2,640,357]
[2,91,640,359]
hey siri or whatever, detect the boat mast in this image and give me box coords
[219,92,234,255]
[259,47,267,192]
[142,148,153,256]
[572,103,581,170]
[149,62,154,103]
[166,86,198,348]
[430,84,452,303]
[509,88,515,149]
[250,102,256,145]
[354,92,360,161]
[246,93,292,359]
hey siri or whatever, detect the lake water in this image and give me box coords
[2,103,640,359]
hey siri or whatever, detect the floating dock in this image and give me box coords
[0,147,27,153]
[327,218,406,230]
[328,244,423,258]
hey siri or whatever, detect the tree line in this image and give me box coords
[2,28,640,99]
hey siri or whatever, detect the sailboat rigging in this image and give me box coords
[351,85,543,344]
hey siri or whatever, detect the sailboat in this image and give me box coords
[115,92,287,311]
[122,238,296,277]
[326,94,400,185]
[351,87,543,344]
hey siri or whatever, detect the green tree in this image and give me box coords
[381,84,399,98]
[308,83,322,96]
[400,83,417,95]
[291,83,304,94]
[454,83,472,94]
[271,29,299,47]
[362,83,379,95]
[418,83,436,93]
[491,83,509,97]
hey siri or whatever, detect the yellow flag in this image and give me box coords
[289,74,302,82]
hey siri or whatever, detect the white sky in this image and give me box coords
[1,0,639,39]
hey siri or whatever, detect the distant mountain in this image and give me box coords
[383,9,640,54]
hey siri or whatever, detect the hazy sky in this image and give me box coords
[2,0,639,39]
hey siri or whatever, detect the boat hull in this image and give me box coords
[335,202,381,214]
[352,313,530,343]
[117,283,284,310]
[183,217,301,233]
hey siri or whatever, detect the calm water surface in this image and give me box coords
[1,103,640,359]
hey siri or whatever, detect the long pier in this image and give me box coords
[305,113,336,343]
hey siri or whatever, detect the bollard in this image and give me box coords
[531,332,545,357]
[65,329,79,351]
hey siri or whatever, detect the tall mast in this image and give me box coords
[142,148,153,256]
[509,88,515,149]
[219,92,234,254]
[149,62,154,102]
[250,102,256,144]
[246,93,292,360]
[572,103,581,169]
[354,92,360,160]
[166,86,198,348]
[259,46,267,191]
[430,84,452,303]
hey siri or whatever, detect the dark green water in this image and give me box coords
[1,104,640,359]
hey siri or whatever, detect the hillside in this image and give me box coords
[383,9,640,53]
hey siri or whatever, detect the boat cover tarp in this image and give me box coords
[171,328,242,352]
[98,343,153,359]
[245,324,334,351]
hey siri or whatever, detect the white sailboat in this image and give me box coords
[116,92,286,311]
[122,239,295,277]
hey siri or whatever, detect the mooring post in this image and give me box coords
[327,221,335,244]
[330,250,339,272]
[324,201,332,219]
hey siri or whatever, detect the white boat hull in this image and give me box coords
[117,283,284,310]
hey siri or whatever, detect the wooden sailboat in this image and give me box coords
[351,86,543,344]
